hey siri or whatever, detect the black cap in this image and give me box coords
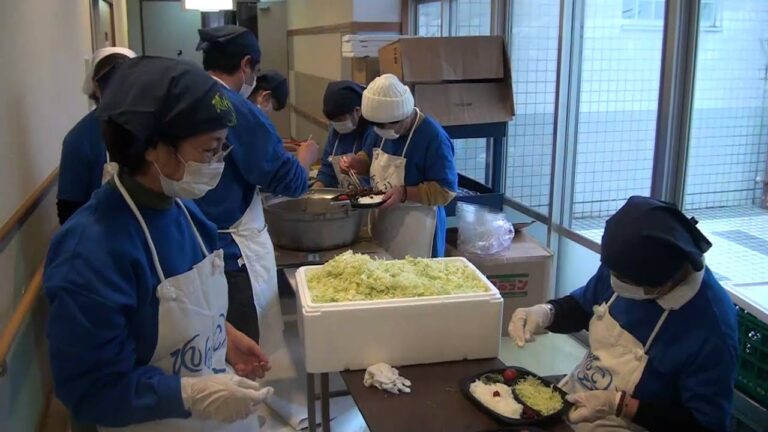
[256,71,288,111]
[323,80,365,120]
[197,25,261,64]
[600,196,712,287]
[97,56,236,144]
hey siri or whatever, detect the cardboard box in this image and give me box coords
[415,81,513,126]
[446,232,554,334]
[379,36,505,83]
[378,36,515,125]
[350,57,380,85]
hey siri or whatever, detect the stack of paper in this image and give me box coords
[341,34,409,58]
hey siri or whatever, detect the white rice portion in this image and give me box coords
[469,380,523,419]
[358,195,384,204]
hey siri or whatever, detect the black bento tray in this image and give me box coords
[460,367,571,426]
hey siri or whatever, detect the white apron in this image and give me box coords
[329,134,358,191]
[369,109,437,259]
[103,174,259,432]
[559,293,671,432]
[218,187,285,356]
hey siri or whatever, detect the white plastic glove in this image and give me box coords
[363,363,412,395]
[508,304,553,347]
[566,390,621,423]
[180,374,274,423]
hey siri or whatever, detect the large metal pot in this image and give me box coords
[263,188,363,251]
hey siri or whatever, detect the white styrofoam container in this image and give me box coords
[295,257,503,373]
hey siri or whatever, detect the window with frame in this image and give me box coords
[622,0,721,28]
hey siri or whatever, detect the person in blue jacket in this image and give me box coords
[314,80,375,189]
[56,47,136,225]
[44,57,274,431]
[194,25,319,355]
[342,74,458,258]
[509,196,739,432]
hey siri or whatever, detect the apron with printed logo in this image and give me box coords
[559,293,671,432]
[102,173,259,432]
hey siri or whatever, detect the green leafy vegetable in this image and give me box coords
[480,373,505,385]
[306,251,488,303]
[513,376,563,416]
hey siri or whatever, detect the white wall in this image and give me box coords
[0,0,97,429]
[287,0,353,29]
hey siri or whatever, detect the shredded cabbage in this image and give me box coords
[306,251,488,303]
[513,376,563,416]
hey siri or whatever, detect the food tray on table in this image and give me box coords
[461,367,571,426]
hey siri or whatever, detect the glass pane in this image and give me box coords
[699,2,716,27]
[455,0,491,36]
[451,0,492,182]
[453,138,487,183]
[571,0,665,234]
[638,0,654,19]
[417,1,442,36]
[622,0,636,19]
[682,0,768,285]
[505,0,560,213]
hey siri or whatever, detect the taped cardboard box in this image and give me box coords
[379,36,505,83]
[414,81,513,126]
[446,231,554,334]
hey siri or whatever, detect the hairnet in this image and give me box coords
[97,56,236,146]
[323,80,365,120]
[256,71,288,111]
[600,196,712,287]
[197,25,261,65]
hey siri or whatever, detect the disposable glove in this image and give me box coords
[508,304,553,347]
[181,374,274,423]
[566,390,622,423]
[363,363,411,395]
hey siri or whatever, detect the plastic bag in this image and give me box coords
[457,202,515,255]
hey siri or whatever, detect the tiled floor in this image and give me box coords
[572,206,768,284]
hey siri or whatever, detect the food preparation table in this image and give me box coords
[340,358,573,432]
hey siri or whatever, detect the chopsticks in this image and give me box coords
[348,169,364,191]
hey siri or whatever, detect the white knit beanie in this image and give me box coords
[362,74,415,123]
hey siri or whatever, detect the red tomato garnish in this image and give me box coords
[502,369,518,382]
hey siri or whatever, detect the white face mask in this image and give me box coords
[332,119,356,134]
[155,154,225,199]
[374,126,399,140]
[239,69,257,98]
[610,274,661,300]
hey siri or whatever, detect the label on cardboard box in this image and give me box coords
[488,273,529,298]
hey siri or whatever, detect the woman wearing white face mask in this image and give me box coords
[508,196,738,432]
[314,80,375,189]
[44,57,274,431]
[340,74,458,258]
